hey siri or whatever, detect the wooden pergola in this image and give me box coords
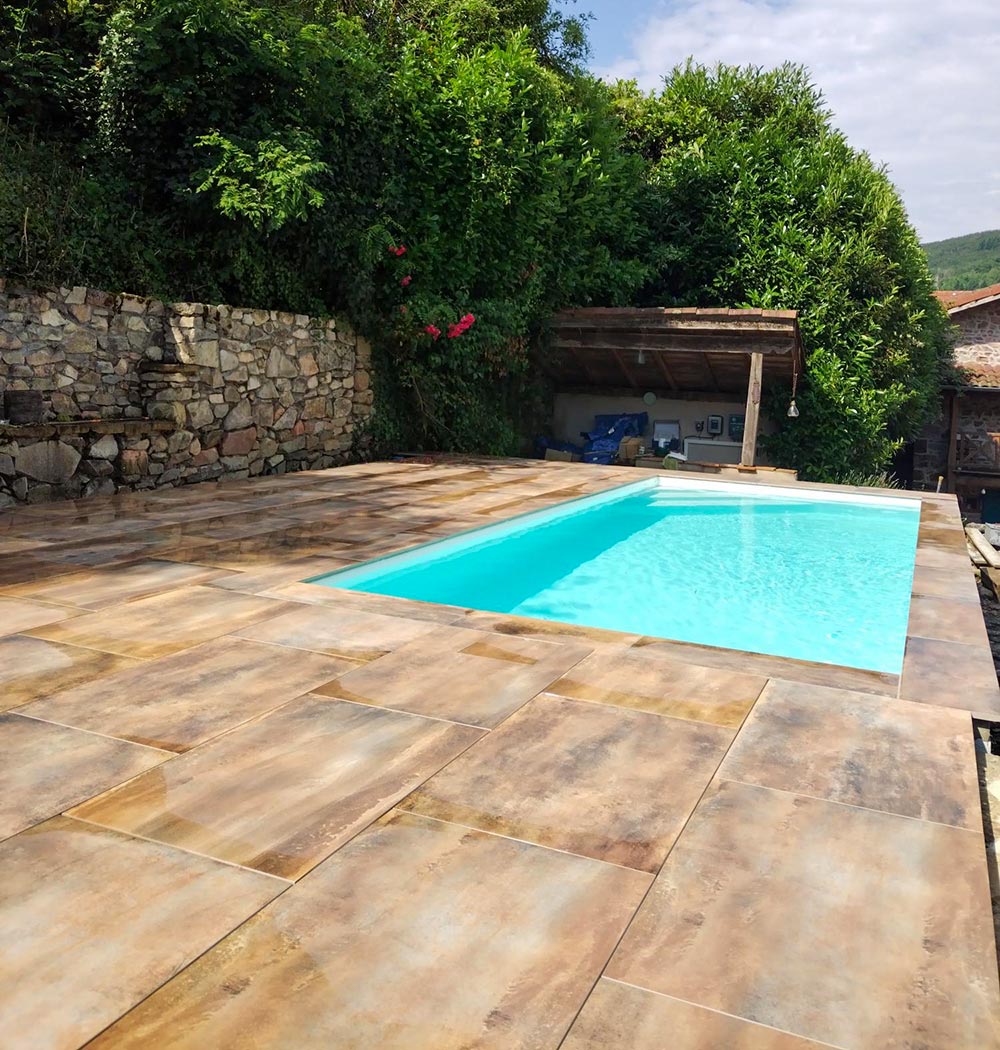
[546,307,804,466]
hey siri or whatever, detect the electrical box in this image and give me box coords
[728,414,745,441]
[706,414,724,436]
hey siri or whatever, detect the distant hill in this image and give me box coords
[924,229,1000,290]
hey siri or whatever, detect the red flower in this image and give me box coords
[447,324,461,339]
[392,245,407,256]
[424,324,441,341]
[400,275,412,287]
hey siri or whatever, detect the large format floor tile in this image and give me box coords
[0,558,233,609]
[20,638,353,752]
[562,980,832,1050]
[26,585,290,659]
[401,693,732,872]
[632,635,900,697]
[907,593,991,646]
[262,581,468,623]
[0,816,282,1050]
[547,646,766,728]
[0,635,141,711]
[204,556,349,594]
[606,780,1000,1050]
[455,609,643,649]
[0,713,170,840]
[899,635,1000,717]
[0,596,78,637]
[719,679,982,828]
[71,697,483,879]
[237,601,443,661]
[87,810,650,1049]
[327,626,592,727]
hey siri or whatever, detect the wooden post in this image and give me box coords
[741,352,763,466]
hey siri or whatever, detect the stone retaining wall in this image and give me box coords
[0,280,373,505]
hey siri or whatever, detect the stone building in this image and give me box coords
[913,283,1000,515]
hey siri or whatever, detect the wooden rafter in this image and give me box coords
[652,350,678,392]
[610,348,639,388]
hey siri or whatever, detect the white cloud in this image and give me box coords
[596,0,1000,242]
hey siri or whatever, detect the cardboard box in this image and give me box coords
[544,448,580,462]
[617,437,642,464]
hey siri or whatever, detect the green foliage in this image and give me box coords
[1,10,944,474]
[0,0,643,452]
[924,229,1000,290]
[611,62,949,481]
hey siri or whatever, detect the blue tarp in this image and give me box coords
[535,411,648,465]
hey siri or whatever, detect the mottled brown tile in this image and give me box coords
[401,693,732,871]
[71,696,482,878]
[562,980,832,1050]
[261,580,468,623]
[719,679,981,828]
[326,626,592,727]
[910,563,981,602]
[0,558,234,609]
[87,810,649,1049]
[21,638,354,752]
[899,635,1000,717]
[161,523,357,569]
[607,780,1000,1050]
[236,601,443,661]
[632,635,901,696]
[26,585,290,659]
[548,646,766,728]
[907,593,990,645]
[0,713,169,839]
[0,816,282,1049]
[457,608,642,648]
[204,556,350,594]
[0,595,78,637]
[0,635,141,710]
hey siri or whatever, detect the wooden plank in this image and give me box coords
[610,348,639,388]
[651,350,678,392]
[702,354,721,392]
[966,526,1000,568]
[741,352,764,466]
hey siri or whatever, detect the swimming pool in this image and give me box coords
[310,476,921,673]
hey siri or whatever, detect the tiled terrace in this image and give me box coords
[1,458,999,1049]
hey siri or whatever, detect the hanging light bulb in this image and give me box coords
[787,398,799,418]
[636,349,646,365]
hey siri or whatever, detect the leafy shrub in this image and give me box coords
[612,63,949,482]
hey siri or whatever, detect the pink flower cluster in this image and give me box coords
[400,275,412,287]
[424,324,441,341]
[388,245,407,257]
[447,313,476,339]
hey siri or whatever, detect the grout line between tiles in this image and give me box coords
[11,710,177,754]
[600,978,850,1050]
[554,671,767,1050]
[541,686,760,733]
[308,690,491,730]
[65,814,295,886]
[401,809,652,876]
[712,776,985,836]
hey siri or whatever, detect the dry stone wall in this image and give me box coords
[0,280,373,506]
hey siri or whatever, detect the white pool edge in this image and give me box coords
[308,473,918,590]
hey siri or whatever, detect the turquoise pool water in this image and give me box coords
[311,478,921,673]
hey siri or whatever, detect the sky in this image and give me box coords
[584,0,1000,243]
